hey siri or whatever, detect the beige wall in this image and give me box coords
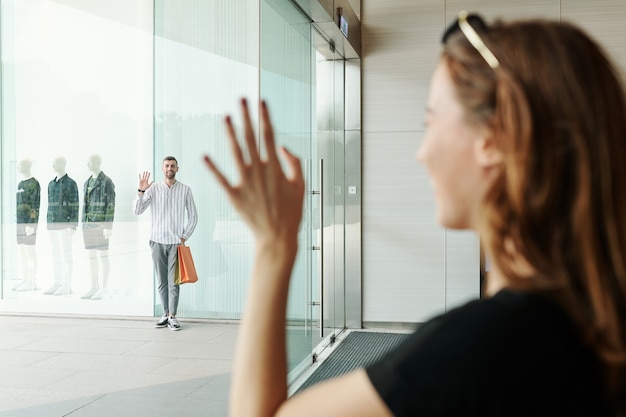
[360,0,626,324]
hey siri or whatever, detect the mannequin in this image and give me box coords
[15,159,40,291]
[44,156,79,296]
[81,154,115,300]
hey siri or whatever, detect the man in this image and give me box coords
[133,156,198,331]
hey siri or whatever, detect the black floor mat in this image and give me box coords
[295,331,411,394]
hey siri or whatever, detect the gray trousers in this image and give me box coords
[150,241,179,316]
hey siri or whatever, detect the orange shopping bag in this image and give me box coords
[175,245,198,285]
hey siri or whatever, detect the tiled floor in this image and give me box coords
[0,314,239,417]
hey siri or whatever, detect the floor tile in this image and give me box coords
[0,315,238,416]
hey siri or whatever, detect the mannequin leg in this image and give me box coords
[44,230,63,294]
[27,244,38,289]
[16,244,38,291]
[15,244,28,289]
[54,229,74,295]
[82,250,99,299]
[91,250,110,300]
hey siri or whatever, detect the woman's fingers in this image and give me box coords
[280,146,305,225]
[225,115,246,174]
[280,146,303,184]
[240,99,260,167]
[261,101,279,165]
[205,99,304,226]
[203,155,233,195]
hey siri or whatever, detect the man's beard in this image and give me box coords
[166,171,176,179]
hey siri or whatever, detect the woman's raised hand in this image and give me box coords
[204,99,305,247]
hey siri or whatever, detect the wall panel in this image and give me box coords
[361,0,626,325]
[562,0,626,78]
[362,0,441,133]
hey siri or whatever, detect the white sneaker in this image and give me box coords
[168,316,181,331]
[155,314,169,328]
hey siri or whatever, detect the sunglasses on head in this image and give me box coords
[442,11,500,69]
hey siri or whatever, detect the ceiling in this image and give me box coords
[347,0,360,19]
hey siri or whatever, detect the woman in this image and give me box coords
[204,12,626,417]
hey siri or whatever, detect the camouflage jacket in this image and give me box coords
[82,171,115,225]
[17,177,41,224]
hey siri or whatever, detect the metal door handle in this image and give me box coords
[318,159,324,338]
[309,159,324,338]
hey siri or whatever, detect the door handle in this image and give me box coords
[310,159,324,338]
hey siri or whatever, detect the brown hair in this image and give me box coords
[443,18,626,407]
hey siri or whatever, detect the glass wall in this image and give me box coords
[0,0,328,381]
[154,0,313,325]
[154,0,261,319]
[1,0,154,315]
[0,0,316,316]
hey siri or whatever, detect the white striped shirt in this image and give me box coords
[133,181,198,244]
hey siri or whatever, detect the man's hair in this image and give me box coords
[163,156,178,165]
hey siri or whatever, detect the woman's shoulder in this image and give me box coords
[368,288,599,389]
[369,290,573,374]
[366,290,609,416]
[446,289,565,328]
[414,289,579,354]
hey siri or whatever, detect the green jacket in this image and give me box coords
[47,174,79,230]
[82,171,115,226]
[17,177,40,224]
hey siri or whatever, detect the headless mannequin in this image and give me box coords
[82,154,114,300]
[15,159,40,291]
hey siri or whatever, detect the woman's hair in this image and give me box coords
[442,17,626,408]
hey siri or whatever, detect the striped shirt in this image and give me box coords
[132,181,198,244]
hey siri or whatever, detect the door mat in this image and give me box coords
[294,331,411,394]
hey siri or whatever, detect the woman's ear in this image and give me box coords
[474,132,503,168]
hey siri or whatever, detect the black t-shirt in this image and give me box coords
[366,290,613,416]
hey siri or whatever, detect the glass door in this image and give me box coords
[311,47,346,355]
[259,0,315,382]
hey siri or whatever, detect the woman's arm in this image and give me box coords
[204,99,392,417]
